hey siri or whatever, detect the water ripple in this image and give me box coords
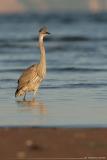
[0,67,107,73]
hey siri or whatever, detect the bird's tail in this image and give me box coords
[15,88,25,97]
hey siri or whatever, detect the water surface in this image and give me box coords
[0,12,107,127]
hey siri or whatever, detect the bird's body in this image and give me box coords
[15,26,50,100]
[15,64,43,96]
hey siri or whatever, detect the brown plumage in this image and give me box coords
[15,26,50,100]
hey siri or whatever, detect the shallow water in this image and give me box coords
[0,12,107,127]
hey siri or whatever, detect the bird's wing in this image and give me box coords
[17,64,40,89]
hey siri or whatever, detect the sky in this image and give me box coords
[0,0,107,14]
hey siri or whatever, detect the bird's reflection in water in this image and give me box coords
[16,98,47,115]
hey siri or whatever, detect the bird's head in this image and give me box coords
[39,26,50,38]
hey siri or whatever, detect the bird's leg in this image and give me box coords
[33,90,38,99]
[33,92,36,98]
[36,90,39,95]
[23,92,26,101]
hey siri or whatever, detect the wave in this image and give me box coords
[0,43,32,49]
[0,59,34,63]
[0,67,107,73]
[0,35,107,49]
[48,67,107,72]
[1,82,107,90]
[42,83,107,89]
[88,12,107,23]
[0,12,81,24]
[0,79,16,82]
[1,12,107,22]
[0,69,23,73]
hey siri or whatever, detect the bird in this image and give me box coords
[15,26,50,100]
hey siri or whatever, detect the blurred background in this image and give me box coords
[0,0,107,14]
[1,0,107,126]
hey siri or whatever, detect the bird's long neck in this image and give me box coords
[39,35,46,68]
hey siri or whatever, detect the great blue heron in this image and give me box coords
[15,26,50,100]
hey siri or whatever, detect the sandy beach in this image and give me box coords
[0,128,107,159]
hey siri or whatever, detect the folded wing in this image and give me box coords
[17,64,39,90]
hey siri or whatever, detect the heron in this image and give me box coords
[15,26,50,100]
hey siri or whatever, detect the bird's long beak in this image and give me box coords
[46,32,51,34]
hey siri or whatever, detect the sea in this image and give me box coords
[0,12,107,127]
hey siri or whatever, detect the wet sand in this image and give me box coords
[0,128,107,160]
